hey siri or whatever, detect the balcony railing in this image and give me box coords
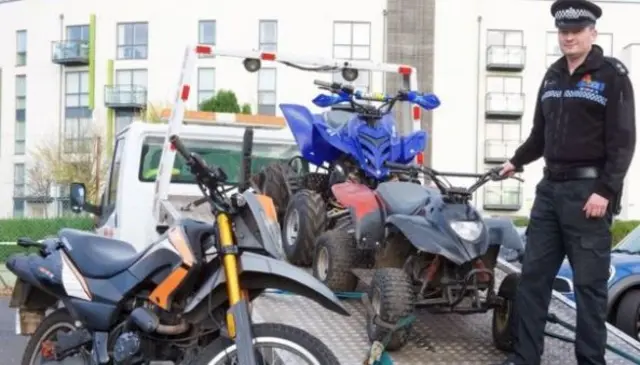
[485,92,524,117]
[483,186,522,211]
[486,46,526,71]
[104,85,147,109]
[484,140,521,162]
[52,40,89,65]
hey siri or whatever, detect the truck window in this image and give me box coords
[138,136,297,185]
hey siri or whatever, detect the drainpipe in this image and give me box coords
[58,14,64,159]
[473,15,483,207]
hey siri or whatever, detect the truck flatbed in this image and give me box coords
[165,197,640,364]
[251,267,640,364]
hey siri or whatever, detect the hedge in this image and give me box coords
[0,217,94,261]
[512,217,640,245]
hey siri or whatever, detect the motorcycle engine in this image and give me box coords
[113,332,144,365]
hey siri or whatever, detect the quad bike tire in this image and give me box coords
[282,189,326,266]
[614,289,640,339]
[253,163,292,221]
[492,272,520,352]
[21,309,90,365]
[312,229,358,292]
[366,267,415,351]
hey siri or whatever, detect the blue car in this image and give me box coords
[556,225,640,339]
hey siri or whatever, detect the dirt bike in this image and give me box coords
[7,128,348,365]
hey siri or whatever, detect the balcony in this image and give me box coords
[104,85,147,110]
[484,139,521,163]
[52,40,89,66]
[485,92,524,118]
[486,46,526,71]
[483,186,522,211]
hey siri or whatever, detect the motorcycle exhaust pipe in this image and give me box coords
[128,307,189,335]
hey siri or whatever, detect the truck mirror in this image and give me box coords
[69,182,87,214]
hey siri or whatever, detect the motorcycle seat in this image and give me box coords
[59,228,146,279]
[376,181,433,215]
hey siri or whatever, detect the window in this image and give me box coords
[117,22,148,60]
[484,178,522,207]
[13,163,25,217]
[486,76,522,94]
[332,21,371,90]
[485,120,522,160]
[67,25,89,41]
[115,69,148,106]
[116,69,148,87]
[16,30,26,66]
[258,68,277,115]
[15,75,26,155]
[197,68,216,107]
[138,137,298,184]
[545,31,562,67]
[115,110,136,134]
[486,30,523,46]
[259,20,277,52]
[198,20,216,58]
[64,71,92,153]
[106,137,124,209]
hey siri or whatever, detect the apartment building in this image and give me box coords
[2,0,640,219]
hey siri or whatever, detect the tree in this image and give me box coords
[200,90,252,114]
[28,127,108,213]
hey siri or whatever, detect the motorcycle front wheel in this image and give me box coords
[194,322,339,365]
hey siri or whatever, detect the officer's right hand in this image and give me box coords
[499,161,516,177]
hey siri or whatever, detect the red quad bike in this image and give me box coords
[313,162,540,352]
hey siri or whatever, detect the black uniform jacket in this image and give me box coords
[510,45,636,200]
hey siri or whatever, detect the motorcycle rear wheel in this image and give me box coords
[193,322,339,365]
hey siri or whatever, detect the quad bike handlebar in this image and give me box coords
[384,161,524,201]
[312,79,440,118]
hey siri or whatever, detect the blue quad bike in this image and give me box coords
[251,79,440,269]
[330,162,528,351]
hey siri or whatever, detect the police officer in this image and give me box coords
[497,0,636,364]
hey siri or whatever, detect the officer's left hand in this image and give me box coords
[583,193,609,218]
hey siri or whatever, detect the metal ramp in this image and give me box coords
[250,263,640,364]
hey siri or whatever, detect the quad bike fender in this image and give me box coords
[183,251,349,316]
[331,182,385,248]
[386,214,470,265]
[391,130,427,164]
[484,218,525,252]
[279,104,342,166]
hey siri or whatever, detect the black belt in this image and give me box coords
[543,166,600,181]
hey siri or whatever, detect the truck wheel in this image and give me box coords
[614,289,640,340]
[312,229,358,292]
[282,190,326,266]
[254,163,292,221]
[492,272,520,352]
[366,268,414,351]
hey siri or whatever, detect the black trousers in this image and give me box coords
[511,178,612,365]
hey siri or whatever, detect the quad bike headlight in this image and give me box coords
[449,221,483,242]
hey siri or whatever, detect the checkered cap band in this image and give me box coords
[554,7,597,21]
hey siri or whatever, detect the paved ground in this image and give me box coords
[0,298,28,365]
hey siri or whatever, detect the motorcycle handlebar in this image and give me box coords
[169,134,224,183]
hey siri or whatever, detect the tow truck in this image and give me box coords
[73,45,640,364]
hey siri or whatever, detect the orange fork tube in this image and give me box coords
[216,214,241,305]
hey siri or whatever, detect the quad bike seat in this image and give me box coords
[376,181,433,215]
[59,228,146,278]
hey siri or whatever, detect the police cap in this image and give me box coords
[550,0,602,30]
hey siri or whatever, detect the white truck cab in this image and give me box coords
[89,120,297,252]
